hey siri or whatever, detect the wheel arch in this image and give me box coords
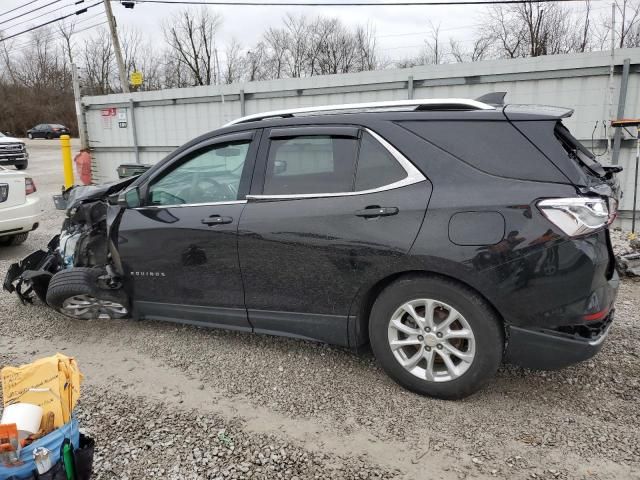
[348,269,506,350]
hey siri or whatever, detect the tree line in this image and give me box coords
[1,0,639,136]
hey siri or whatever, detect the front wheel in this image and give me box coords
[46,268,129,320]
[15,162,27,170]
[369,276,503,400]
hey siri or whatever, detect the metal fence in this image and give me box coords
[82,47,640,227]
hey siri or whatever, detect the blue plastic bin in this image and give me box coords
[0,417,79,480]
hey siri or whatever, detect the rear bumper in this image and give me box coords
[0,196,42,236]
[505,272,619,370]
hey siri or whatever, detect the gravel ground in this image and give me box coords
[1,140,639,480]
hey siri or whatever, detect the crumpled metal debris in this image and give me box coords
[616,252,640,277]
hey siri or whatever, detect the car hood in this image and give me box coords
[65,177,137,210]
[0,135,23,144]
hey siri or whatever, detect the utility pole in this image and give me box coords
[607,2,615,160]
[71,63,88,150]
[103,0,130,93]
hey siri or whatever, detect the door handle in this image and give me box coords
[355,206,399,218]
[201,215,233,226]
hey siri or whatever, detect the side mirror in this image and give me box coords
[118,187,141,208]
[273,160,287,174]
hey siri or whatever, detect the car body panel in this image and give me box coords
[0,168,41,237]
[3,102,621,372]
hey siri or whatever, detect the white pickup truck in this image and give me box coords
[0,132,29,170]
[0,167,41,246]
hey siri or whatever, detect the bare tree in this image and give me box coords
[223,38,244,84]
[163,8,222,86]
[82,29,115,94]
[449,37,491,63]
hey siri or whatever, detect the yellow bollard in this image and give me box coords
[60,134,74,189]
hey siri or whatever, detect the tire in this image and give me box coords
[15,161,27,170]
[46,267,129,320]
[27,133,33,139]
[369,275,503,400]
[0,232,28,246]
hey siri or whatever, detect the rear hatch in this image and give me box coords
[504,105,620,196]
[0,168,26,209]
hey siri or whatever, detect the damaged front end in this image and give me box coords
[3,177,136,309]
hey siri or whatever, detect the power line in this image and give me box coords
[11,19,109,52]
[8,12,106,50]
[0,0,66,26]
[0,1,103,42]
[0,0,44,18]
[131,0,600,5]
[2,1,89,31]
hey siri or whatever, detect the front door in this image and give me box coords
[118,131,259,330]
[238,126,431,345]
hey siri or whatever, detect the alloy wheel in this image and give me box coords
[61,294,128,320]
[387,298,475,382]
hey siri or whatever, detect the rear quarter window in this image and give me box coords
[399,120,566,183]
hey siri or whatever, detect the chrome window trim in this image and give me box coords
[134,200,247,210]
[225,98,495,126]
[246,128,427,201]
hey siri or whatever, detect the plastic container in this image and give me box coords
[1,403,43,439]
[0,417,79,480]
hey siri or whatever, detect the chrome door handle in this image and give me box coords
[355,206,399,218]
[201,215,233,226]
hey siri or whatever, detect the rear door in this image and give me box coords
[237,125,431,345]
[117,131,259,330]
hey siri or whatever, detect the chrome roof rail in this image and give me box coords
[224,98,495,126]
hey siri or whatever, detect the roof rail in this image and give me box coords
[224,98,495,126]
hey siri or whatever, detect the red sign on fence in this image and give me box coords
[101,108,117,117]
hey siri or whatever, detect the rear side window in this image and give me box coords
[400,120,565,182]
[355,132,407,190]
[263,135,358,195]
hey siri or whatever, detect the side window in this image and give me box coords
[355,132,407,191]
[263,135,358,195]
[148,141,250,206]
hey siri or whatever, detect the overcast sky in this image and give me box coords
[2,0,604,63]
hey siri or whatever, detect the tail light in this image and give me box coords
[537,197,609,237]
[25,177,36,195]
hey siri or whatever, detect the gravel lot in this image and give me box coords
[1,140,639,480]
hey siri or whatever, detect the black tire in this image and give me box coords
[15,161,27,170]
[46,267,129,320]
[0,232,28,246]
[369,275,503,400]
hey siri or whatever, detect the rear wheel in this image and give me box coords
[46,268,129,320]
[369,276,503,399]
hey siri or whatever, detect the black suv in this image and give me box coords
[4,94,621,399]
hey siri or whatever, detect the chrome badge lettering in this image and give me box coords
[130,271,166,277]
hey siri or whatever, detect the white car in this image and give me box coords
[0,167,41,246]
[0,132,29,170]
